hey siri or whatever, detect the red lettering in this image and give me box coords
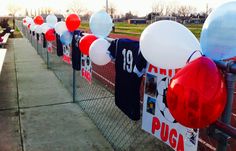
[148,65,175,77]
[85,71,88,79]
[160,123,169,142]
[48,47,52,53]
[151,117,185,151]
[176,134,184,151]
[152,117,160,134]
[83,70,92,83]
[88,73,91,81]
[169,129,177,148]
[160,68,167,75]
[148,64,158,73]
[86,71,90,81]
[82,68,85,77]
[168,70,173,77]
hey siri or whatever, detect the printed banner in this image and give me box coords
[47,42,53,53]
[62,44,72,64]
[38,34,42,44]
[142,64,199,151]
[81,54,92,84]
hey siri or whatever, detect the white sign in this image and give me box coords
[81,54,92,84]
[47,42,53,53]
[62,44,72,64]
[38,34,42,44]
[142,64,199,151]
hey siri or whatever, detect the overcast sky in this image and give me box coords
[0,0,233,16]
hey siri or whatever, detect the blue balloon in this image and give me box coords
[200,1,236,60]
[60,31,73,45]
[89,10,113,38]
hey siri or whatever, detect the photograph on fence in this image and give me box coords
[142,64,199,151]
[81,54,92,84]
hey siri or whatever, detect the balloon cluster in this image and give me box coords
[21,2,234,129]
[23,15,57,41]
[140,1,236,128]
[23,14,82,43]
[78,10,113,66]
[54,14,80,44]
[22,12,112,66]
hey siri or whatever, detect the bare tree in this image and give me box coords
[107,2,116,18]
[205,3,212,15]
[8,2,21,29]
[102,2,117,18]
[124,11,138,20]
[25,9,29,16]
[68,0,84,15]
[42,7,53,15]
[152,1,165,16]
[81,11,92,21]
[165,1,179,16]
[177,5,196,17]
[165,5,172,16]
[8,2,21,16]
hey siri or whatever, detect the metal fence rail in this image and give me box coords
[16,21,235,151]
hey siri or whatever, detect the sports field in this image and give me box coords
[80,22,203,39]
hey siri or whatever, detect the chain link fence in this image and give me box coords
[16,21,235,151]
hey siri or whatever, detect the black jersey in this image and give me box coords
[71,30,83,71]
[108,38,142,121]
[36,33,40,41]
[42,33,47,48]
[56,34,63,57]
[134,51,147,77]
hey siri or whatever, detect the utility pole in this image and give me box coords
[106,0,108,12]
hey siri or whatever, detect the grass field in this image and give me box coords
[80,22,203,39]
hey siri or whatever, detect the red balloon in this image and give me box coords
[66,14,81,32]
[28,24,31,29]
[79,34,97,55]
[34,16,44,25]
[45,29,56,41]
[167,56,227,128]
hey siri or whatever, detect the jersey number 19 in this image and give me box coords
[122,49,133,73]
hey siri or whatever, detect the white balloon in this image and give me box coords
[41,23,50,34]
[89,38,111,66]
[35,25,42,34]
[140,20,202,69]
[30,24,38,32]
[24,16,33,26]
[23,17,27,26]
[55,21,68,35]
[89,10,113,38]
[46,14,58,28]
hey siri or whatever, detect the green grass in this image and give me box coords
[80,22,203,39]
[14,26,23,38]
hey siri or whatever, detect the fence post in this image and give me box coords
[73,69,76,103]
[46,49,50,69]
[36,39,39,54]
[30,32,32,44]
[216,72,236,151]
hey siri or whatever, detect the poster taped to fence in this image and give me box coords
[47,42,53,53]
[81,54,92,84]
[38,34,42,44]
[62,44,72,64]
[142,64,199,151]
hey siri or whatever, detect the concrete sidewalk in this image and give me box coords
[0,38,113,151]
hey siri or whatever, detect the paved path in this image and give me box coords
[0,38,113,151]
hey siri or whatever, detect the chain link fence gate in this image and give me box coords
[16,20,235,151]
